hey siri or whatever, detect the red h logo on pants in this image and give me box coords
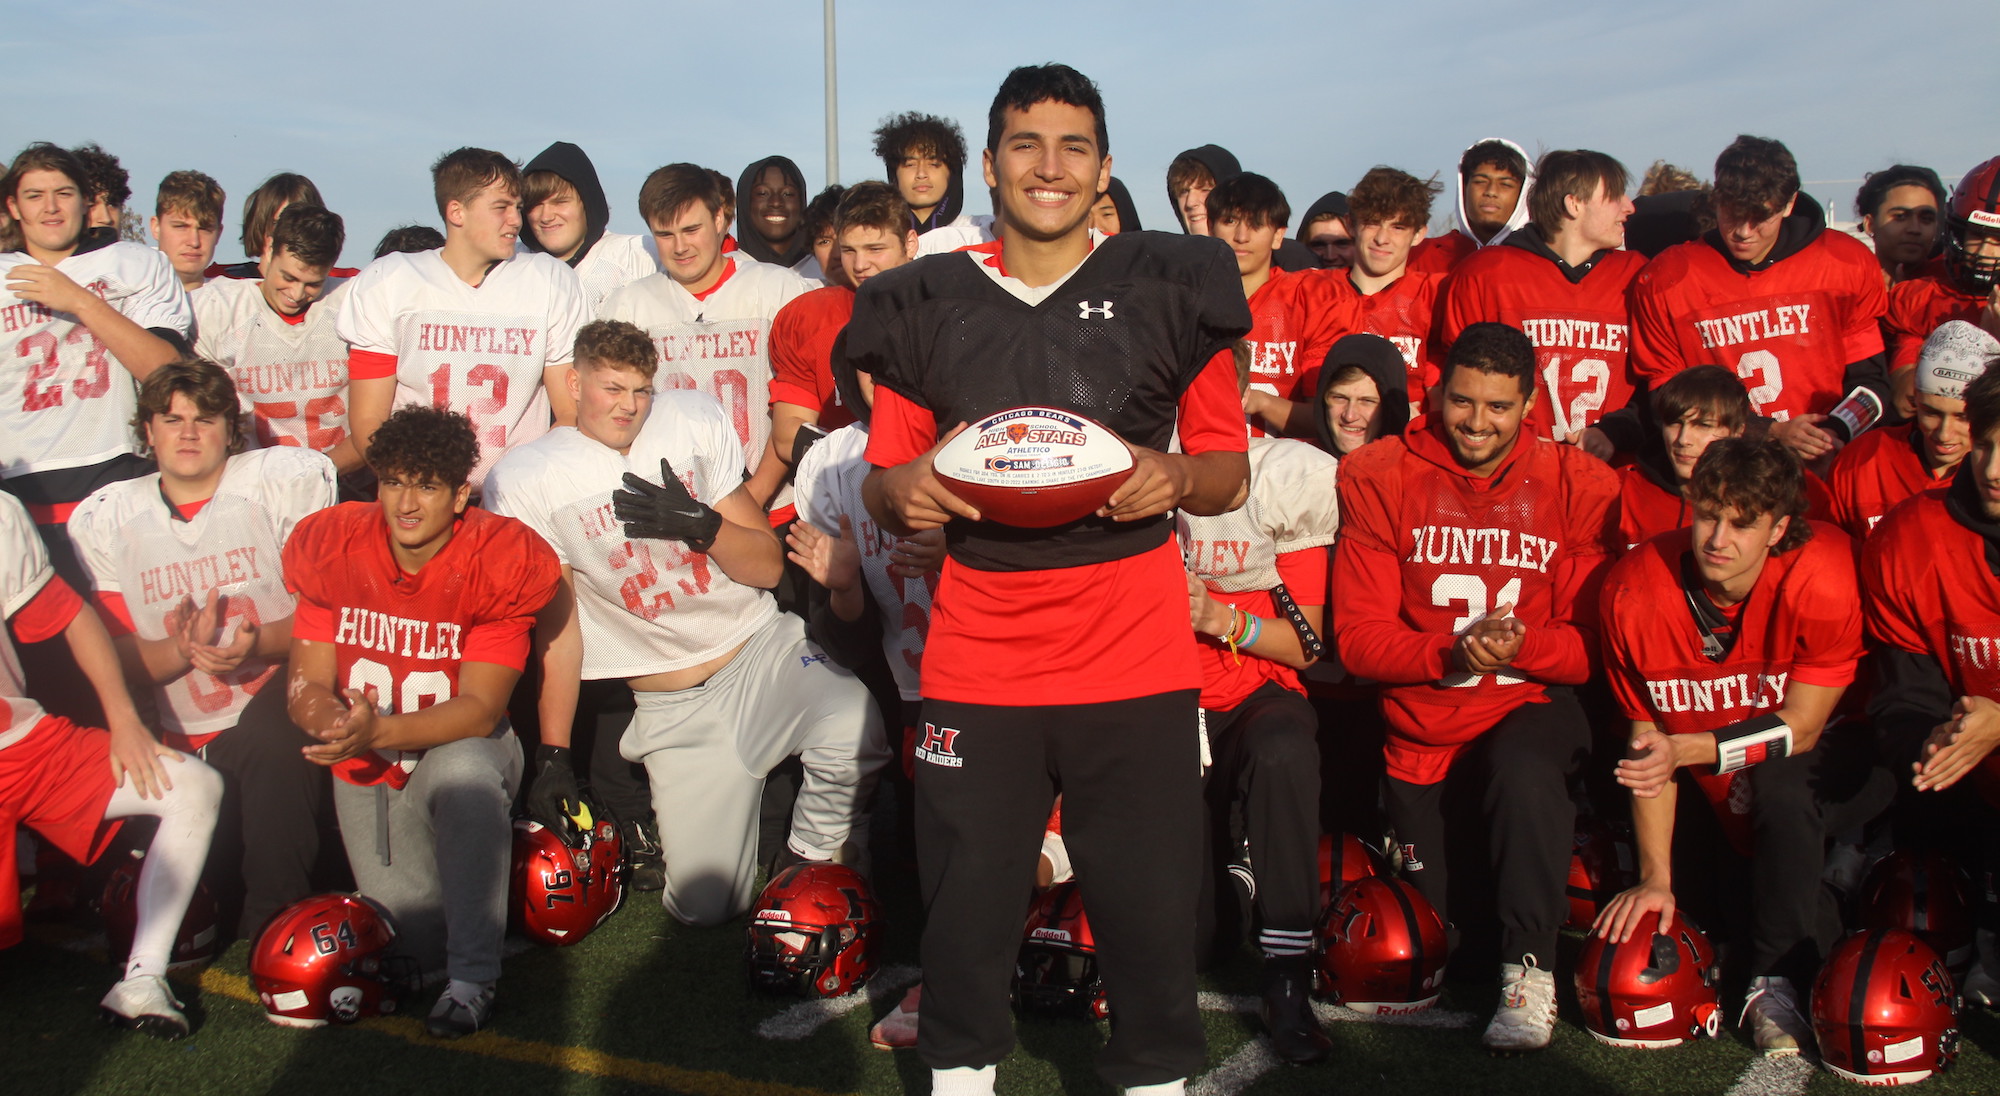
[916,724,964,768]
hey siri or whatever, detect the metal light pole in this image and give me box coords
[823,0,838,187]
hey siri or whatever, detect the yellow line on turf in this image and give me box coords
[197,968,851,1096]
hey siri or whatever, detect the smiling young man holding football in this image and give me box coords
[855,63,1253,1096]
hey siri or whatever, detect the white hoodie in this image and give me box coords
[1449,136,1537,249]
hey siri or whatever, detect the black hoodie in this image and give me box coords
[1314,333,1410,459]
[913,164,965,236]
[1296,192,1349,269]
[1168,144,1314,268]
[1168,144,1241,227]
[1703,189,1826,275]
[1105,177,1142,233]
[521,141,610,267]
[735,156,811,268]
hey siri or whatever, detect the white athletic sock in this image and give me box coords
[102,756,221,979]
[930,1065,997,1096]
[1123,1081,1186,1096]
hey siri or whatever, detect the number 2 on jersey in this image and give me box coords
[19,326,113,411]
[1539,355,1609,443]
[429,363,510,450]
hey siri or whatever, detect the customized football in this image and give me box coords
[932,407,1136,528]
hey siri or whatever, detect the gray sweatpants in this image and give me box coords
[332,728,522,985]
[622,612,886,927]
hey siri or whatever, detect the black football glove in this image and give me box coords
[613,457,723,551]
[526,745,583,840]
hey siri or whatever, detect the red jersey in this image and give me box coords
[1333,269,1443,410]
[284,503,560,788]
[1333,423,1618,784]
[1885,262,1985,371]
[1436,240,1646,444]
[1618,464,1837,551]
[1194,549,1327,710]
[1408,231,1477,276]
[1629,229,1887,421]
[1242,267,1353,436]
[1827,424,1942,540]
[1862,488,2000,802]
[768,285,859,432]
[1601,524,1862,854]
[1615,466,1692,553]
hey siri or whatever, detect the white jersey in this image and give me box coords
[197,280,353,455]
[0,492,57,750]
[335,248,588,491]
[598,258,815,478]
[795,423,935,702]
[0,241,193,478]
[916,215,999,257]
[1178,437,1339,594]
[68,447,336,740]
[188,275,255,349]
[574,232,660,315]
[485,391,777,679]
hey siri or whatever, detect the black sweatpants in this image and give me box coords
[916,690,1204,1089]
[1383,688,1591,967]
[571,679,651,828]
[1202,682,1321,951]
[198,682,329,940]
[1671,724,1893,985]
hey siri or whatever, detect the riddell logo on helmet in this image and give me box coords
[1970,210,2000,229]
[915,724,963,768]
[755,909,791,922]
[1031,927,1073,942]
[1369,1000,1435,1017]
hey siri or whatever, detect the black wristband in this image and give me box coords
[1712,714,1791,774]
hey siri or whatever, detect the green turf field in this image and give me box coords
[14,880,2000,1096]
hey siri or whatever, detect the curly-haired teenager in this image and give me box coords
[283,405,560,1038]
[1597,436,1890,1056]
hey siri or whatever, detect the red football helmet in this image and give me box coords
[1858,850,1975,973]
[1946,156,2000,292]
[249,893,416,1028]
[1318,832,1386,910]
[511,800,625,947]
[1572,910,1722,1048]
[1812,928,1960,1086]
[99,850,218,971]
[1313,875,1449,1014]
[1566,815,1637,931]
[1014,881,1109,1019]
[747,862,880,997]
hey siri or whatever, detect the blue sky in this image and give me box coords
[14,0,1988,261]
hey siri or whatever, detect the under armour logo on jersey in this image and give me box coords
[1077,301,1115,320]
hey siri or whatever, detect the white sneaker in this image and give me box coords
[1483,955,1557,1053]
[869,984,921,1050]
[1963,962,2000,1008]
[100,974,189,1040]
[1741,975,1813,1057]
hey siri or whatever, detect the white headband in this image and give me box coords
[1917,320,2000,401]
